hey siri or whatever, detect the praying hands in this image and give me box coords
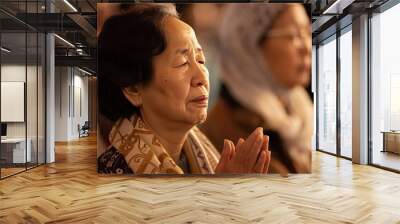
[215,127,271,174]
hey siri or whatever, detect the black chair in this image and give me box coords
[79,121,90,138]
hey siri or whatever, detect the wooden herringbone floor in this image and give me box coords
[1,135,400,224]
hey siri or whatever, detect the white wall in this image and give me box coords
[1,64,45,163]
[1,65,26,140]
[54,67,89,141]
[1,65,39,138]
[72,73,89,138]
[55,66,69,141]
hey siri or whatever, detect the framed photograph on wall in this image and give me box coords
[97,3,313,175]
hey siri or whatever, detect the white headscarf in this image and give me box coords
[218,4,313,169]
[219,3,286,95]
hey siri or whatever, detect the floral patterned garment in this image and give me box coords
[97,114,220,175]
[97,147,191,174]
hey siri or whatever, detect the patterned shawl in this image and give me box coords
[108,114,220,174]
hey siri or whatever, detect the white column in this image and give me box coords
[46,1,55,163]
[352,14,369,164]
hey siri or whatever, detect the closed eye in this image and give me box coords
[178,61,189,67]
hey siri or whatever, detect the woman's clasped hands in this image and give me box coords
[216,127,271,174]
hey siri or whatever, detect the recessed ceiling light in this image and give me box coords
[1,47,11,53]
[54,34,75,48]
[77,67,92,76]
[322,0,354,15]
[63,0,78,12]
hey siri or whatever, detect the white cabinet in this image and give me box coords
[1,138,32,163]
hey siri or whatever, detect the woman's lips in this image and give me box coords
[190,95,208,107]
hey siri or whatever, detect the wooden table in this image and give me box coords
[381,131,400,154]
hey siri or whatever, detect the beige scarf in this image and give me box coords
[108,114,220,174]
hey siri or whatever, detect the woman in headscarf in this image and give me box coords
[200,3,313,174]
[97,3,271,175]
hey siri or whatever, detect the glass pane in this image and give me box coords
[27,31,38,169]
[317,36,337,154]
[38,32,45,165]
[371,4,400,171]
[312,45,317,151]
[1,31,27,177]
[339,28,352,158]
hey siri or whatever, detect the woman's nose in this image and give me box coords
[191,63,209,88]
[297,32,311,56]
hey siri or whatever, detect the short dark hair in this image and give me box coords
[98,4,178,122]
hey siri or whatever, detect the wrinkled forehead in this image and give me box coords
[162,16,200,49]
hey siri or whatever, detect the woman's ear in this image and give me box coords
[122,85,143,107]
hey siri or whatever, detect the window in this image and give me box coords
[0,1,46,179]
[371,3,400,171]
[339,27,352,158]
[317,35,337,154]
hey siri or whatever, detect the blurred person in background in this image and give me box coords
[200,3,313,174]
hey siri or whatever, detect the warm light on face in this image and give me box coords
[138,16,210,127]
